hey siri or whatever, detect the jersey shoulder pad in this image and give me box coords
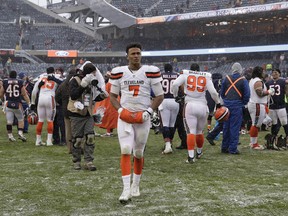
[145,65,161,78]
[110,66,124,80]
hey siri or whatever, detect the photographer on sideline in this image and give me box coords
[68,62,108,171]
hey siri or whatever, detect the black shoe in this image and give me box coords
[176,145,187,150]
[230,150,240,155]
[186,156,195,164]
[196,151,203,159]
[206,136,216,146]
[221,149,229,154]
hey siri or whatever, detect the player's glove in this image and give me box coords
[118,107,143,124]
[30,104,36,112]
[267,88,275,96]
[216,103,222,109]
[38,80,45,89]
[175,96,184,103]
[47,75,62,84]
[142,107,153,122]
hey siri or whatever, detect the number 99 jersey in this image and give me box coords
[172,70,219,105]
[3,78,24,103]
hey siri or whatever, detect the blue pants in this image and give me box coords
[207,121,223,140]
[222,105,243,153]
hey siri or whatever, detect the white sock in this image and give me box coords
[132,173,141,186]
[122,175,131,191]
[188,150,195,158]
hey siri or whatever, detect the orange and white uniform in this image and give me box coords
[31,73,61,146]
[172,70,220,159]
[110,65,163,152]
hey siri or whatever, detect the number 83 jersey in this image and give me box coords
[172,70,219,104]
[109,65,162,112]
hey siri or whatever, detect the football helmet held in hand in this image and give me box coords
[27,112,38,125]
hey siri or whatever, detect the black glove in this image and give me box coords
[91,79,98,87]
[175,96,184,103]
[38,80,45,89]
[216,103,222,109]
[48,75,62,84]
[30,104,36,112]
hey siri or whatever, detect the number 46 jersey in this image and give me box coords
[172,70,220,105]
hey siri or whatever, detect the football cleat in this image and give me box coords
[130,183,140,197]
[18,134,27,142]
[196,151,203,159]
[206,136,215,146]
[9,137,16,142]
[35,140,45,146]
[162,142,173,154]
[73,162,81,170]
[119,189,131,204]
[46,140,53,146]
[251,143,264,150]
[186,156,195,164]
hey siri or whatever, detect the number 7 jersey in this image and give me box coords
[172,70,220,104]
[109,65,162,112]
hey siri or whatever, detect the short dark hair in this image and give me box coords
[190,63,200,71]
[272,68,281,74]
[9,70,17,79]
[252,66,263,78]
[126,43,142,54]
[83,63,96,76]
[164,63,173,73]
[46,67,55,74]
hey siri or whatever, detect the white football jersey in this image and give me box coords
[109,65,162,112]
[31,73,60,104]
[172,70,220,105]
[249,77,268,104]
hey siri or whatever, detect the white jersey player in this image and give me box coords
[248,66,274,150]
[31,67,62,146]
[172,63,220,163]
[109,43,164,204]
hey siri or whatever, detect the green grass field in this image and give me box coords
[1,112,288,216]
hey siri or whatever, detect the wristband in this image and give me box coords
[146,107,153,115]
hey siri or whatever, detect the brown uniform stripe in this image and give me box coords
[110,72,123,80]
[146,71,161,78]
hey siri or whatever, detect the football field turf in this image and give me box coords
[0,113,288,216]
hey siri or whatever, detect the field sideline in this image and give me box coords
[0,112,288,216]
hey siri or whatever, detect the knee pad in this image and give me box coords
[133,149,144,159]
[73,137,83,148]
[121,145,132,155]
[86,133,95,145]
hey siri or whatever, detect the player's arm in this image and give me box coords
[254,81,273,97]
[0,85,4,99]
[21,86,30,105]
[207,79,220,104]
[172,75,185,98]
[151,82,164,110]
[110,84,121,110]
[31,79,40,104]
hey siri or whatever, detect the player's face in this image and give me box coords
[127,47,142,66]
[271,70,280,80]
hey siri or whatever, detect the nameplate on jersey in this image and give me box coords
[189,71,209,76]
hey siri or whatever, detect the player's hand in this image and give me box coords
[118,108,143,124]
[175,96,184,103]
[216,103,222,109]
[142,107,153,122]
[30,104,36,112]
[267,88,275,96]
[38,80,45,88]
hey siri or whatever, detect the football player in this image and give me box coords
[248,66,274,150]
[109,43,164,204]
[31,67,62,146]
[172,63,221,163]
[158,63,179,154]
[0,70,31,142]
[266,68,288,141]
